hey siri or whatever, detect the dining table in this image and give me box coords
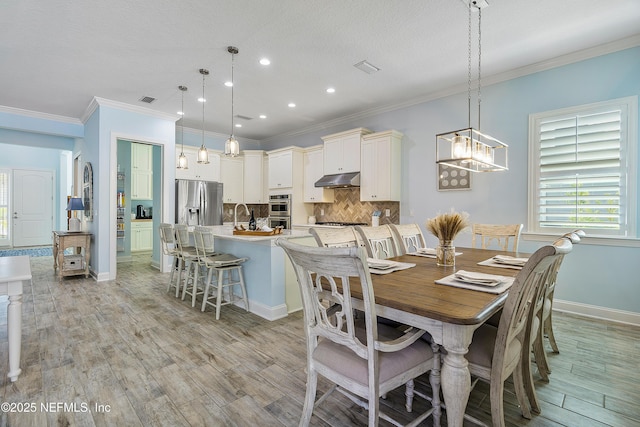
[349,247,529,427]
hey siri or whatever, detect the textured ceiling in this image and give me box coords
[1,0,639,141]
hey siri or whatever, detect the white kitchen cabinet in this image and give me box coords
[131,221,153,252]
[268,149,294,190]
[322,127,372,175]
[176,146,221,182]
[131,143,153,200]
[243,150,266,203]
[220,156,244,203]
[303,146,334,203]
[360,130,403,201]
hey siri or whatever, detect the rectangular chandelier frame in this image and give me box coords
[436,127,508,172]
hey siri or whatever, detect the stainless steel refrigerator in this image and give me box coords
[175,179,224,226]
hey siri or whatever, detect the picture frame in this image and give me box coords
[83,162,93,221]
[437,163,471,191]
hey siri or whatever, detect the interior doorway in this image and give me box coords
[12,169,54,247]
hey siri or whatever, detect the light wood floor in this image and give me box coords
[1,254,639,426]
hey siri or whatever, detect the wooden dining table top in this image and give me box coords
[350,247,530,326]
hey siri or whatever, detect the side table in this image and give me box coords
[52,231,91,279]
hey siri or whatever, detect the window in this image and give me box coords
[528,97,638,238]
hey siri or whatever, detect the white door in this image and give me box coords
[13,169,54,247]
[0,169,10,246]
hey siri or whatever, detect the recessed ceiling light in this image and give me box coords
[235,123,242,128]
[260,58,271,66]
[288,102,296,108]
[198,97,206,103]
[224,81,233,87]
[177,111,184,116]
[326,87,335,93]
[259,114,267,119]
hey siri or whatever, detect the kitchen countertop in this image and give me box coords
[206,225,310,243]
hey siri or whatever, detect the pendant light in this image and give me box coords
[177,85,188,169]
[197,68,210,164]
[224,46,240,157]
[436,0,508,172]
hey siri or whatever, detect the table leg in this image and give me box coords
[440,324,475,427]
[7,289,23,382]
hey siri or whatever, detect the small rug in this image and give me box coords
[0,247,54,257]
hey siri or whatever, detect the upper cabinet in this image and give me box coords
[304,146,334,203]
[322,128,372,175]
[360,130,403,201]
[131,143,153,200]
[220,156,244,203]
[176,146,221,182]
[243,150,267,204]
[268,149,294,190]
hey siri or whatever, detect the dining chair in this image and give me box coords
[389,223,427,255]
[471,223,524,252]
[309,226,363,248]
[464,237,572,427]
[174,224,202,306]
[193,226,249,319]
[275,238,441,427]
[355,225,401,259]
[530,229,585,383]
[159,223,181,297]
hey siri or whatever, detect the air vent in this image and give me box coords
[353,60,381,74]
[139,96,156,104]
[235,114,253,121]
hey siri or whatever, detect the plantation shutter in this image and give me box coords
[537,109,623,233]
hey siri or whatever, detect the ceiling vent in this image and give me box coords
[354,60,381,74]
[235,114,253,121]
[139,96,156,104]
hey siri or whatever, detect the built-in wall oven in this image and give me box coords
[268,194,291,229]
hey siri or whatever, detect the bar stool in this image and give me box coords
[159,223,181,297]
[174,224,202,306]
[193,226,249,319]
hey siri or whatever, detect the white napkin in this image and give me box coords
[410,248,463,258]
[454,270,505,287]
[366,258,415,274]
[492,255,528,266]
[435,273,514,294]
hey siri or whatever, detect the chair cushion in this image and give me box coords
[312,323,432,386]
[466,324,522,372]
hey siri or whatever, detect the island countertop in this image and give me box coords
[205,225,310,244]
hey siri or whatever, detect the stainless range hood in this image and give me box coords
[314,172,360,188]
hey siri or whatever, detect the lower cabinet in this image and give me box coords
[131,221,153,252]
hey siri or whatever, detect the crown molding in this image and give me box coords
[0,105,82,126]
[81,97,179,124]
[262,34,640,144]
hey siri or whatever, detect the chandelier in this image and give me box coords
[224,46,240,157]
[436,0,508,172]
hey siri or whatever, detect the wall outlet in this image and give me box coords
[385,209,390,217]
[229,208,233,215]
[320,208,325,216]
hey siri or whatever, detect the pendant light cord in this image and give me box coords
[230,51,234,136]
[202,72,205,147]
[467,3,483,130]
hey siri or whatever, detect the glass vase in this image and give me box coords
[436,240,455,267]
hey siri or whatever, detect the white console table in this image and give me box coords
[0,255,29,382]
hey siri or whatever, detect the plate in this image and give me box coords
[367,258,396,270]
[492,255,527,266]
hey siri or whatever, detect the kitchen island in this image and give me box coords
[206,226,314,320]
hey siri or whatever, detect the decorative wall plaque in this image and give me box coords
[437,164,471,191]
[83,162,93,221]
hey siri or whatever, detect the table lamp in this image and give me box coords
[66,197,84,232]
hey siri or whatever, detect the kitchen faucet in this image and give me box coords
[234,203,250,227]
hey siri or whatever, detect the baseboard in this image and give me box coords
[95,271,110,282]
[554,299,640,326]
[245,300,288,321]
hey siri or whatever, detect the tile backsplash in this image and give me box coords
[312,188,399,225]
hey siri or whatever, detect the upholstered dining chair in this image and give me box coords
[159,223,181,297]
[355,225,401,259]
[309,226,363,248]
[465,237,572,427]
[275,238,441,427]
[389,223,427,255]
[471,223,524,252]
[193,226,248,319]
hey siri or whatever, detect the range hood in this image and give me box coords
[314,172,360,188]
